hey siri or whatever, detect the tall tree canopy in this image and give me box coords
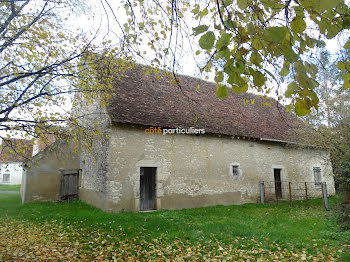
[117,0,350,115]
[0,0,129,142]
[304,49,350,229]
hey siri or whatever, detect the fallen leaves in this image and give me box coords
[0,218,348,261]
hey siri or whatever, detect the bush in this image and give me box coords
[335,154,350,230]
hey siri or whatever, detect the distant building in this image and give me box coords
[0,135,55,185]
[0,139,33,185]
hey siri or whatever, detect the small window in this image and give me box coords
[313,167,321,185]
[229,163,241,179]
[232,165,239,176]
[3,173,10,183]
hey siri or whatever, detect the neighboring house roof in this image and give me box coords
[0,139,33,162]
[107,65,301,142]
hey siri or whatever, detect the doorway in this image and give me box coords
[140,167,156,211]
[59,169,79,200]
[274,168,282,199]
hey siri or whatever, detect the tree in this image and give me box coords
[116,0,350,116]
[2,0,350,154]
[0,0,131,149]
[299,48,350,229]
[303,48,350,165]
[304,50,339,127]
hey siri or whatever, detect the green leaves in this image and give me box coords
[198,8,208,19]
[326,23,341,39]
[250,51,263,66]
[319,0,340,11]
[216,33,232,50]
[279,61,291,77]
[291,17,306,34]
[193,25,209,36]
[232,83,248,93]
[214,71,224,83]
[337,61,346,71]
[199,31,215,50]
[285,78,320,116]
[263,27,288,43]
[295,99,311,116]
[237,0,248,10]
[282,44,298,62]
[252,71,265,87]
[217,84,228,99]
[344,40,350,49]
[343,73,350,89]
[285,82,298,98]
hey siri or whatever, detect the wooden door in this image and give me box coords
[59,170,79,200]
[140,167,156,211]
[274,168,282,199]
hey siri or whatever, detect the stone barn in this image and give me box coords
[21,139,80,203]
[74,65,336,213]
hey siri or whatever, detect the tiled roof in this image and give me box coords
[107,65,301,141]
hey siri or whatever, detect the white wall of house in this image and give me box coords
[0,162,23,185]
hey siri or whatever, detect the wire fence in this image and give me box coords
[259,180,329,209]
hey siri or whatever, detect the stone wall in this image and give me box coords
[21,140,80,202]
[73,93,113,209]
[81,124,335,212]
[79,134,109,209]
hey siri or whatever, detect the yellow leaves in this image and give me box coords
[0,201,348,262]
[344,40,350,49]
[0,219,78,261]
[343,73,350,89]
[295,99,311,116]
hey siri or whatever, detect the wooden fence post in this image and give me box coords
[304,182,308,207]
[259,180,264,204]
[289,182,292,206]
[323,182,329,211]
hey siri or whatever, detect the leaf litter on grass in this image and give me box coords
[0,218,348,261]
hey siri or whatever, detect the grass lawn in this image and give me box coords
[0,184,20,191]
[0,194,349,261]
